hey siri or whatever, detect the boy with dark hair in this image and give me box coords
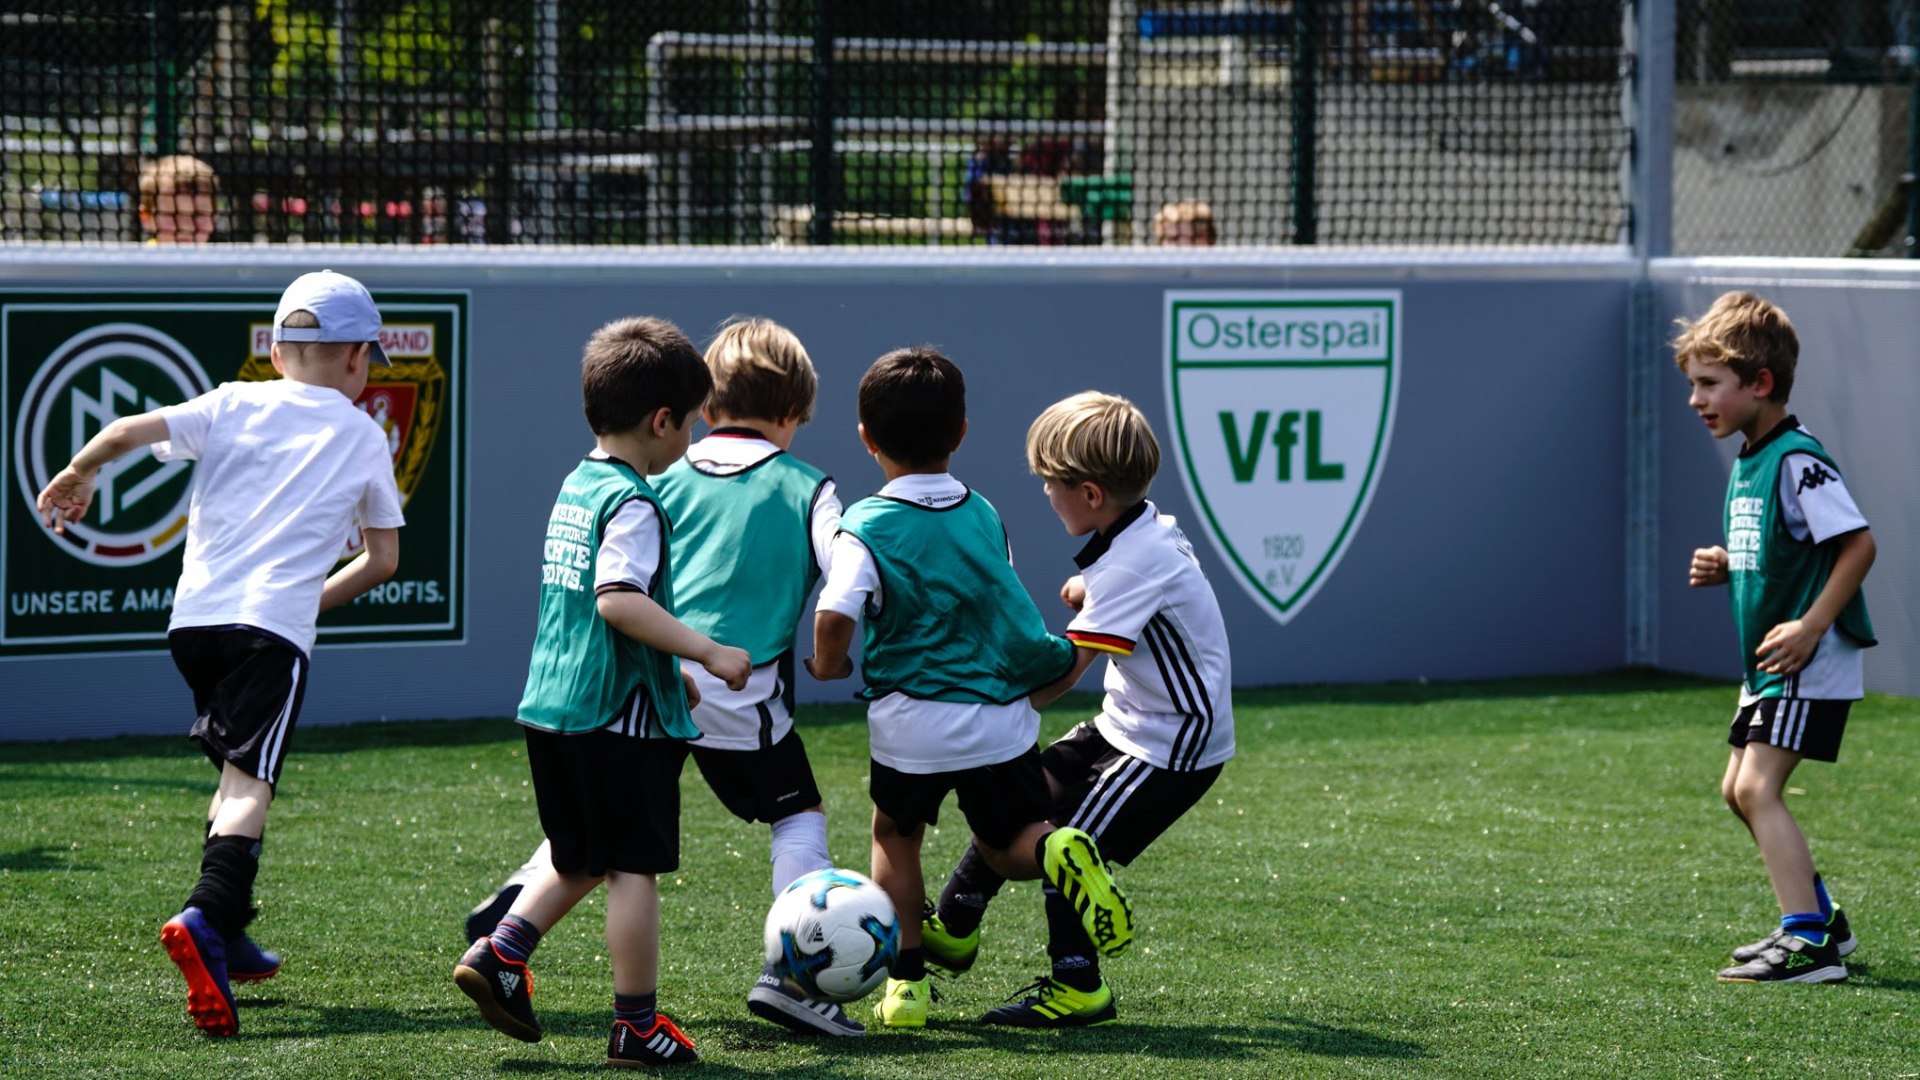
[923,391,1233,1026]
[1675,291,1876,984]
[453,316,752,1067]
[37,270,405,1036]
[808,348,1134,1029]
[465,317,863,1036]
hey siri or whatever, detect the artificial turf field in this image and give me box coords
[2,671,1916,1079]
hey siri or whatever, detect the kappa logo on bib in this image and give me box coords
[12,323,213,567]
[1163,291,1400,625]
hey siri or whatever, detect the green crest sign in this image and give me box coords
[1164,291,1400,625]
[2,290,468,657]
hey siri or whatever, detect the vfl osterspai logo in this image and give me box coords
[12,323,212,567]
[1164,290,1400,625]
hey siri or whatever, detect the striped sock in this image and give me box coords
[614,991,657,1030]
[1813,873,1834,922]
[1782,912,1828,947]
[488,914,541,964]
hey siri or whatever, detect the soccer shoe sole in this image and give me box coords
[159,920,237,1037]
[747,984,865,1037]
[453,963,543,1042]
[1717,963,1849,984]
[1044,830,1134,959]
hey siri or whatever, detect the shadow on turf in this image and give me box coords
[1841,962,1920,993]
[0,843,99,872]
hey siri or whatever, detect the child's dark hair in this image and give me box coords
[581,317,712,435]
[857,346,966,467]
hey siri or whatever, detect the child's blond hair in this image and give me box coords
[704,318,818,424]
[137,155,217,217]
[1026,391,1160,505]
[1672,290,1798,402]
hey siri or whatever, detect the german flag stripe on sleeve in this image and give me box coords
[1066,630,1134,656]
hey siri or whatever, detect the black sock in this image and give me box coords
[187,834,262,939]
[1032,834,1051,875]
[614,991,657,1029]
[936,844,1007,937]
[893,946,926,981]
[1044,885,1101,990]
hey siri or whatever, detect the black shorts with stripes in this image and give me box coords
[169,626,310,788]
[1728,697,1851,763]
[689,727,823,824]
[1042,721,1222,866]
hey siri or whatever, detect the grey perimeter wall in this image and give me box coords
[0,250,1911,742]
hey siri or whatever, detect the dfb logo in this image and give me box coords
[1164,291,1400,625]
[12,323,212,567]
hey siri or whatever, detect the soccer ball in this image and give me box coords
[763,867,901,1003]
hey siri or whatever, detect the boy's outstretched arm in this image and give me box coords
[319,528,401,612]
[598,590,752,690]
[1030,646,1099,710]
[807,611,855,680]
[36,413,173,531]
[1757,527,1876,675]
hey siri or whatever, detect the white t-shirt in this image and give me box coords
[1736,449,1871,703]
[1066,501,1235,772]
[675,434,842,750]
[154,380,405,655]
[817,472,1041,773]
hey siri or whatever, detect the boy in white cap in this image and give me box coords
[36,269,406,1037]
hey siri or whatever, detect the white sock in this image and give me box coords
[768,810,831,896]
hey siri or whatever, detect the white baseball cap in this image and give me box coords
[272,270,391,367]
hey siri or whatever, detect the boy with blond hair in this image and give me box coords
[37,270,404,1036]
[137,154,219,244]
[921,390,1232,1025]
[809,350,1133,1030]
[1675,291,1876,984]
[453,317,752,1067]
[465,317,864,1036]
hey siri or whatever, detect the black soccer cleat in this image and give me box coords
[453,937,542,1042]
[1731,908,1856,963]
[608,1014,699,1067]
[1717,932,1848,984]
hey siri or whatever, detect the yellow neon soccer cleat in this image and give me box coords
[980,975,1118,1027]
[1041,827,1134,958]
[871,975,933,1028]
[920,905,980,974]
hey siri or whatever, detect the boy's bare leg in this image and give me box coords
[1728,743,1820,916]
[871,807,926,952]
[507,864,604,934]
[976,821,1051,880]
[208,763,271,838]
[604,871,660,996]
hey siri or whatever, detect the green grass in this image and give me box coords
[3,671,1918,1078]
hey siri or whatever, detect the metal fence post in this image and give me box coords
[1629,0,1674,258]
[810,1,836,246]
[1289,0,1318,245]
[150,0,180,155]
[1908,0,1919,257]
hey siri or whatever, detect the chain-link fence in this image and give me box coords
[1675,0,1920,256]
[3,2,1631,247]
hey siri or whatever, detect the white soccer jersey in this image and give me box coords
[678,434,841,750]
[816,473,1042,773]
[1066,501,1234,772]
[1736,447,1870,705]
[154,380,405,656]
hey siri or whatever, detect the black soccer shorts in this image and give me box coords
[1728,697,1852,763]
[1043,721,1224,866]
[169,626,309,788]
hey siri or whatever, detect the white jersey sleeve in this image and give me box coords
[595,498,662,595]
[355,446,407,530]
[809,479,842,574]
[150,383,233,462]
[1777,453,1868,544]
[816,532,880,617]
[1066,564,1162,656]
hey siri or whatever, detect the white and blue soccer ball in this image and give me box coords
[763,867,901,1003]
